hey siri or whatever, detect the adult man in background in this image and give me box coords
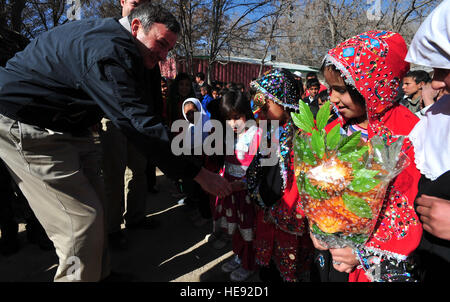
[121,0,141,16]
[0,3,231,281]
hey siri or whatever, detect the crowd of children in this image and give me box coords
[165,1,450,283]
[1,1,449,283]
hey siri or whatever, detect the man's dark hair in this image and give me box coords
[405,70,432,84]
[196,72,205,81]
[306,78,320,89]
[128,3,181,34]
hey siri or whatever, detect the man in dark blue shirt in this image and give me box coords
[0,3,231,281]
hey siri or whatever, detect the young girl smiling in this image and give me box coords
[312,31,423,282]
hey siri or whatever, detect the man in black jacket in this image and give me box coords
[0,3,231,281]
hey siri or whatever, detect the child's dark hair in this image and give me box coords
[196,72,205,81]
[220,90,254,122]
[307,78,320,89]
[321,63,365,107]
[201,84,211,95]
[184,101,196,108]
[317,90,329,101]
[306,72,318,79]
[405,70,432,84]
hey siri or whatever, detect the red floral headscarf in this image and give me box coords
[323,31,410,140]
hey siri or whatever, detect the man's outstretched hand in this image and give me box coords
[416,194,450,241]
[194,167,232,198]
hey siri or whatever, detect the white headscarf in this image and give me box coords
[181,98,212,151]
[406,1,450,181]
[409,94,450,181]
[405,0,450,69]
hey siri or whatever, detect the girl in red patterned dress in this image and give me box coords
[246,69,314,282]
[213,90,262,281]
[311,31,423,282]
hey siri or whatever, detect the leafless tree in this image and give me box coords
[272,0,440,68]
[82,0,121,18]
[200,0,275,84]
[252,0,297,76]
[19,0,92,38]
[171,0,208,75]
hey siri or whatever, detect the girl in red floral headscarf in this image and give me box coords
[311,31,423,282]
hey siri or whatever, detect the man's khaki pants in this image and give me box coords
[100,118,148,233]
[0,114,110,281]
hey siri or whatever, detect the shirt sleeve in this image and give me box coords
[80,57,202,180]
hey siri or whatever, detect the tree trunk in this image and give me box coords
[11,0,26,32]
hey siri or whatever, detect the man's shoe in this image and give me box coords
[108,231,128,250]
[126,217,160,230]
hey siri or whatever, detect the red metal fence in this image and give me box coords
[160,56,271,88]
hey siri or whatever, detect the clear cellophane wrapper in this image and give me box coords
[292,112,410,249]
[294,133,409,248]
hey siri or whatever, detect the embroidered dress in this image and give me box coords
[247,69,314,282]
[213,125,261,270]
[323,30,423,282]
[248,122,313,282]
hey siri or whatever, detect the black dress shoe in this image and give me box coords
[108,230,128,250]
[126,217,161,230]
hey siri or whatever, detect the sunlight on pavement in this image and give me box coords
[170,250,234,282]
[146,203,183,217]
[159,235,213,267]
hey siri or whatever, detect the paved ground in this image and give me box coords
[0,169,260,282]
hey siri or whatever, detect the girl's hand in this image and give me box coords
[230,180,247,192]
[329,247,359,273]
[310,232,329,251]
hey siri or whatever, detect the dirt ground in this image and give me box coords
[0,169,261,282]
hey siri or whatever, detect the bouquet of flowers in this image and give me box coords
[292,100,410,249]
